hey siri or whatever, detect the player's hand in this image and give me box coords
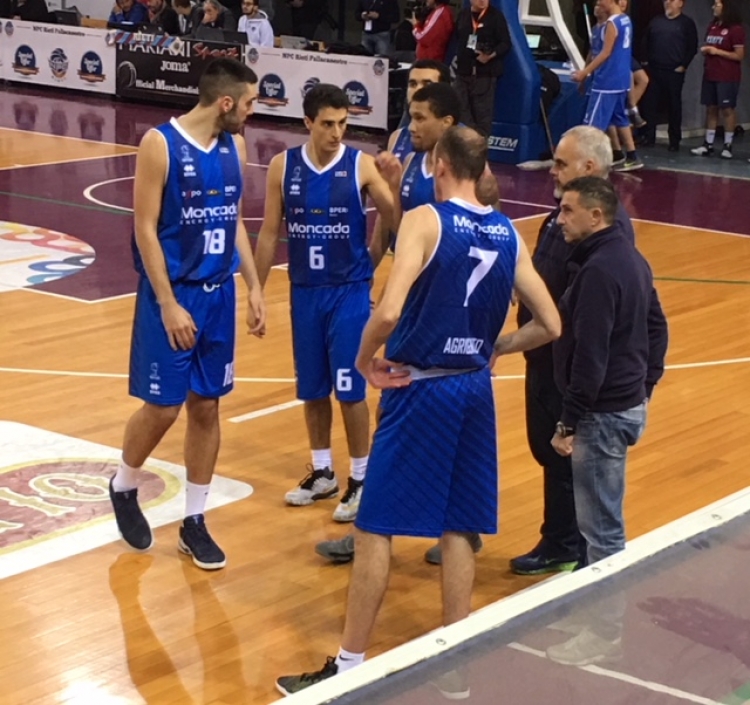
[358,358,412,389]
[375,151,403,192]
[160,300,197,351]
[247,287,266,338]
[571,70,586,83]
[551,432,574,457]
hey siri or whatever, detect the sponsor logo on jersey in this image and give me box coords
[207,189,221,196]
[181,203,238,222]
[181,189,202,198]
[453,215,511,237]
[180,145,193,163]
[287,222,350,236]
[443,337,484,355]
[329,206,348,215]
[224,185,237,195]
[183,164,196,177]
[335,171,348,177]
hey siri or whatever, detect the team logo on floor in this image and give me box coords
[344,81,373,116]
[12,44,39,76]
[0,423,253,580]
[258,73,288,107]
[78,51,106,83]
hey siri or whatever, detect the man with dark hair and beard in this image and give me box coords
[108,59,266,571]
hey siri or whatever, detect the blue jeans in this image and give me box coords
[572,401,647,565]
[361,31,390,56]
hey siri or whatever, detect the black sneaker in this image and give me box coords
[510,547,579,575]
[276,656,339,696]
[109,478,153,550]
[178,514,226,570]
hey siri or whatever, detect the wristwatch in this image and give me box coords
[555,422,575,438]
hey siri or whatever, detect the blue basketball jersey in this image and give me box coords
[590,22,605,59]
[132,118,242,285]
[592,14,632,92]
[400,152,434,214]
[386,199,519,370]
[391,127,414,164]
[283,144,371,287]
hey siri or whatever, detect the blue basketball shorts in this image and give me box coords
[129,276,236,406]
[356,367,499,538]
[290,281,369,403]
[584,90,630,130]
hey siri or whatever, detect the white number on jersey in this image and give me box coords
[309,245,325,270]
[223,362,234,387]
[464,247,499,307]
[202,228,226,255]
[623,24,632,49]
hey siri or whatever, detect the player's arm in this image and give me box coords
[254,152,285,289]
[493,237,561,355]
[133,129,197,351]
[233,134,266,338]
[368,214,388,269]
[361,152,398,235]
[355,205,437,387]
[574,20,617,81]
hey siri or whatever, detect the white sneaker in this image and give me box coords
[285,466,338,506]
[721,145,733,159]
[546,627,622,667]
[691,144,713,156]
[332,477,363,522]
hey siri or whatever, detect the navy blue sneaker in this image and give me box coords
[109,479,153,551]
[178,514,226,570]
[276,656,338,696]
[510,547,579,575]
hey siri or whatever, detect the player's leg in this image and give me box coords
[692,79,719,157]
[608,126,624,165]
[611,93,642,171]
[286,285,338,506]
[627,60,648,128]
[179,280,236,569]
[111,277,189,550]
[718,83,740,159]
[330,282,370,522]
[440,532,476,626]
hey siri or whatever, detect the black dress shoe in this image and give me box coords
[668,144,679,152]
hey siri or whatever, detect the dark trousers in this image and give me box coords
[525,363,585,560]
[292,16,319,39]
[453,74,497,139]
[641,68,685,147]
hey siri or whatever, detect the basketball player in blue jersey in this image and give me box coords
[108,59,265,570]
[276,127,561,695]
[573,0,643,171]
[254,84,396,523]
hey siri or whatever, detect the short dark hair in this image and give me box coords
[719,0,742,27]
[410,59,451,84]
[303,83,350,121]
[435,126,487,182]
[198,58,258,106]
[411,83,461,125]
[561,176,618,224]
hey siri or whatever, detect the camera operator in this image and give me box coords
[357,0,400,56]
[454,0,511,138]
[410,0,455,63]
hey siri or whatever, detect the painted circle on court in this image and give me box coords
[0,222,95,291]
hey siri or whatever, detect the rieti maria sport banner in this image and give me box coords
[247,46,388,130]
[1,20,115,95]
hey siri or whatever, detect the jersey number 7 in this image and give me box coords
[464,247,498,307]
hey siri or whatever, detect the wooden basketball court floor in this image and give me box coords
[0,86,749,705]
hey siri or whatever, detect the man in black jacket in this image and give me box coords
[639,0,698,150]
[508,125,634,577]
[453,0,511,138]
[357,0,399,56]
[288,0,326,40]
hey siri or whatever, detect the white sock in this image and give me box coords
[185,481,210,518]
[350,456,368,482]
[725,133,734,146]
[335,647,365,673]
[311,448,333,471]
[112,459,139,492]
[706,129,716,145]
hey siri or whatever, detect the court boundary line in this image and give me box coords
[653,164,750,183]
[283,485,750,704]
[0,151,136,172]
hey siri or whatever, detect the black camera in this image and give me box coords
[404,0,430,22]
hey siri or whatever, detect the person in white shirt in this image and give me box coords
[238,0,274,47]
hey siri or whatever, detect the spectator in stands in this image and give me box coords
[411,0,455,63]
[109,0,148,25]
[454,0,512,139]
[147,0,180,34]
[173,0,201,35]
[239,0,274,46]
[287,0,327,40]
[357,0,399,56]
[691,0,745,160]
[11,0,50,21]
[639,0,698,151]
[194,0,236,32]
